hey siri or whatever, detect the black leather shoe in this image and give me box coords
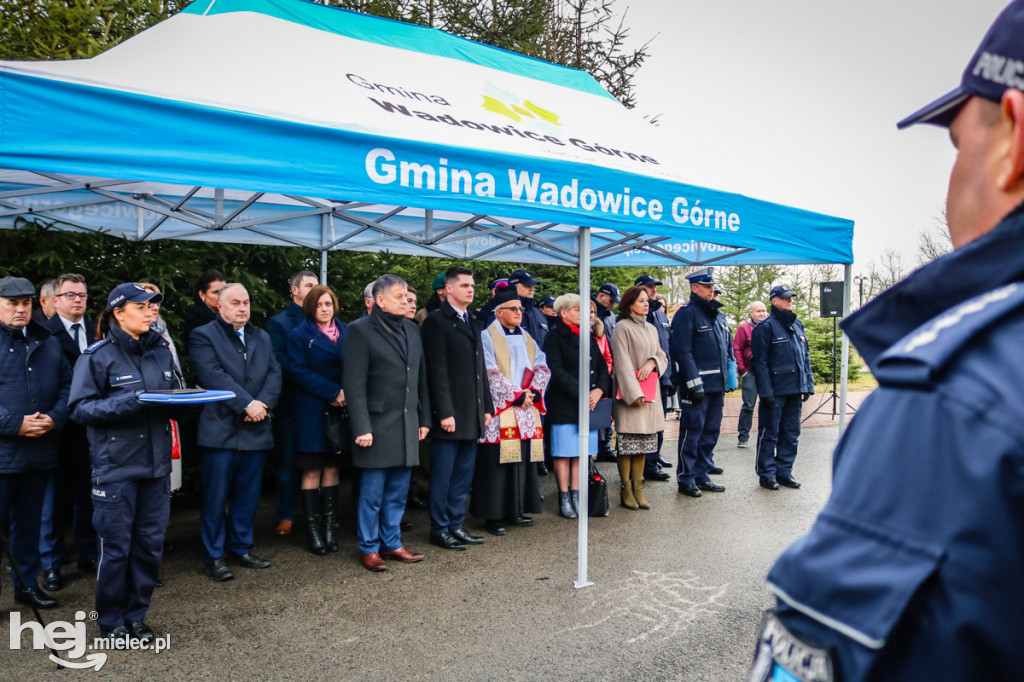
[127,621,155,643]
[408,493,429,510]
[400,520,413,531]
[77,558,98,573]
[430,532,466,551]
[759,477,780,490]
[644,466,671,481]
[230,552,271,569]
[207,558,234,582]
[656,457,673,469]
[451,528,485,545]
[41,568,63,592]
[103,626,131,644]
[595,450,617,463]
[485,522,507,536]
[777,476,802,489]
[14,588,57,609]
[677,483,702,498]
[696,479,725,493]
[537,462,549,476]
[708,465,724,475]
[508,515,534,527]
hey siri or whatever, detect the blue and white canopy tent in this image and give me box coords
[0,0,854,587]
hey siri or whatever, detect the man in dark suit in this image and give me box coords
[190,283,282,582]
[344,275,430,572]
[30,278,57,325]
[421,267,493,550]
[38,272,98,591]
[265,270,318,537]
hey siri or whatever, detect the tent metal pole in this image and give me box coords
[574,226,594,590]
[320,214,329,285]
[838,263,852,433]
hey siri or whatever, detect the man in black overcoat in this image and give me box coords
[421,267,493,550]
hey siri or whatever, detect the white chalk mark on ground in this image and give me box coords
[571,570,729,643]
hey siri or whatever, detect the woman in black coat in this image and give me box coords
[543,293,611,519]
[286,285,347,555]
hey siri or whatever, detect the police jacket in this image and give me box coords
[266,302,305,418]
[69,325,179,484]
[646,297,672,385]
[763,203,1024,681]
[669,294,731,393]
[751,307,813,398]
[475,297,499,328]
[519,296,549,348]
[190,317,282,452]
[0,320,71,474]
[592,296,616,338]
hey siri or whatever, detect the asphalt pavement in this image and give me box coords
[2,425,842,680]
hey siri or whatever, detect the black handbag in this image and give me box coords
[324,406,351,454]
[588,459,610,517]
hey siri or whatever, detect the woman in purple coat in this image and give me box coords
[286,285,347,555]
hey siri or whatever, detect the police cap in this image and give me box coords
[685,267,716,284]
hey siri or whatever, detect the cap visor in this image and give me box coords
[897,87,969,129]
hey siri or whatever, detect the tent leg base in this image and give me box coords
[573,580,594,589]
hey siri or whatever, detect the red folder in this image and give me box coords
[617,370,658,402]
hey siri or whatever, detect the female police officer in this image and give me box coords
[69,283,180,643]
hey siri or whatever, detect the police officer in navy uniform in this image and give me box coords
[69,283,179,643]
[669,268,729,497]
[750,285,813,491]
[508,269,548,347]
[752,3,1024,680]
[0,276,71,610]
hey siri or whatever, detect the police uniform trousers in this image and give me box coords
[357,466,412,554]
[272,416,299,524]
[429,439,477,536]
[755,394,801,479]
[200,449,266,563]
[39,448,98,571]
[0,470,48,592]
[91,475,170,633]
[469,441,542,522]
[676,391,724,485]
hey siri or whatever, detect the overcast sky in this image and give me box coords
[621,0,1009,269]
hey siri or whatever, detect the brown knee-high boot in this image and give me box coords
[631,453,650,509]
[618,455,639,509]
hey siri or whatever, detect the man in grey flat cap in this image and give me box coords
[0,277,72,609]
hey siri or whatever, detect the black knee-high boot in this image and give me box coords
[322,485,340,552]
[301,489,327,556]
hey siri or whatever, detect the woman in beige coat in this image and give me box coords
[610,286,669,509]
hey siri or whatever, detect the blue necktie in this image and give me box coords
[71,323,81,348]
[236,329,244,345]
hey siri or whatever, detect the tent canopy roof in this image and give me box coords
[0,0,853,266]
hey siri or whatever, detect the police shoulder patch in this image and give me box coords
[750,611,836,682]
[876,282,1024,388]
[83,338,111,354]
